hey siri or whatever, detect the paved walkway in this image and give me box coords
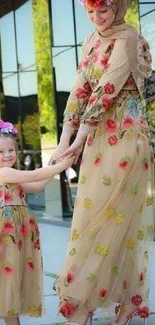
[0,223,155,325]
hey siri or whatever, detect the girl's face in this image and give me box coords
[0,137,17,168]
[86,6,115,33]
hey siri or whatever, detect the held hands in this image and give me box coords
[60,137,84,165]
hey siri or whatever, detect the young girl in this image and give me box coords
[0,120,74,325]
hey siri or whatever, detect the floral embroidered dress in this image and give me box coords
[55,31,154,318]
[0,183,43,317]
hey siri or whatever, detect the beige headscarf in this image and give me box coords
[97,0,152,95]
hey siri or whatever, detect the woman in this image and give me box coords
[51,0,154,324]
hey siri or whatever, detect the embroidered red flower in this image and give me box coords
[29,217,36,230]
[137,306,149,318]
[66,272,74,284]
[60,301,77,318]
[3,221,15,233]
[76,88,88,99]
[119,156,131,170]
[20,223,28,237]
[94,153,102,165]
[71,120,80,128]
[83,57,90,68]
[105,119,117,133]
[18,185,25,199]
[94,39,100,49]
[83,82,91,94]
[102,96,113,111]
[100,54,109,68]
[2,265,14,275]
[87,136,93,146]
[143,158,148,171]
[18,239,22,250]
[93,52,98,63]
[108,135,118,146]
[131,294,142,306]
[99,288,108,298]
[104,83,115,95]
[4,191,13,203]
[122,116,134,128]
[27,261,35,271]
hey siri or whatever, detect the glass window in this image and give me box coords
[75,1,94,44]
[15,1,36,71]
[2,73,19,97]
[53,47,77,91]
[0,12,17,72]
[51,0,75,46]
[139,3,155,68]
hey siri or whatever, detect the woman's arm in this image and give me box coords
[0,155,73,186]
[61,39,131,158]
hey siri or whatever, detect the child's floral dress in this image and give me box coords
[54,31,154,320]
[0,183,43,317]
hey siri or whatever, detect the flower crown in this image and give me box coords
[0,120,18,137]
[78,0,114,8]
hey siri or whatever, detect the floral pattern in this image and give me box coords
[0,183,43,317]
[55,32,154,321]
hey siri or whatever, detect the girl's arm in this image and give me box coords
[0,155,73,187]
[22,178,54,193]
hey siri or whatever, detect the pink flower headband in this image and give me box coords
[0,120,18,137]
[78,0,114,8]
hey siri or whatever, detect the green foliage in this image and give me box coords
[32,0,56,140]
[125,0,140,30]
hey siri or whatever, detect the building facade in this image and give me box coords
[0,0,155,218]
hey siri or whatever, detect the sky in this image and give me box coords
[0,0,155,95]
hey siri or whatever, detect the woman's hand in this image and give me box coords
[60,138,84,165]
[48,142,69,165]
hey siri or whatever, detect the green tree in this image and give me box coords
[125,0,140,30]
[32,0,56,140]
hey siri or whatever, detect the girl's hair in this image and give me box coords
[0,133,20,169]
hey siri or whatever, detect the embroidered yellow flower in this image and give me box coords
[95,128,104,136]
[7,309,16,317]
[112,265,119,275]
[3,236,11,244]
[95,245,109,256]
[83,198,92,209]
[71,229,79,241]
[93,68,103,80]
[116,213,124,225]
[146,196,154,207]
[67,103,77,112]
[147,224,154,235]
[105,207,116,219]
[126,239,135,250]
[137,230,144,240]
[125,129,134,140]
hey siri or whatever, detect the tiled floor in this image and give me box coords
[0,223,155,325]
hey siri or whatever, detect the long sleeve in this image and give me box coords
[63,39,92,131]
[80,38,130,129]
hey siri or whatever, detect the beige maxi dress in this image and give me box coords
[54,30,154,319]
[0,183,43,317]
